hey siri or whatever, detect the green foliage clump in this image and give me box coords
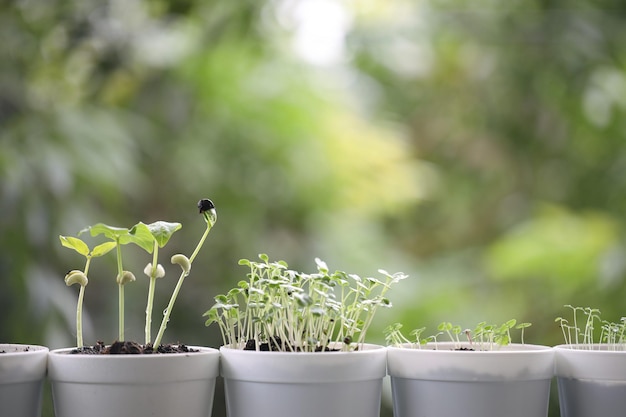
[556,305,626,350]
[60,199,217,349]
[385,319,531,351]
[205,254,407,352]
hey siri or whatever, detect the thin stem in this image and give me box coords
[145,277,157,344]
[145,242,159,344]
[118,284,124,341]
[78,256,92,348]
[76,285,85,348]
[84,257,92,276]
[188,223,211,264]
[153,222,213,348]
[154,268,186,348]
[116,241,124,341]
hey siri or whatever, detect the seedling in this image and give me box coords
[555,305,625,351]
[384,319,532,351]
[60,199,217,349]
[204,255,407,352]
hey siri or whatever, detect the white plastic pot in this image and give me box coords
[48,346,220,417]
[0,344,48,417]
[220,343,387,417]
[554,344,626,417]
[387,342,554,417]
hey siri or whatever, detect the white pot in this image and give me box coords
[387,342,554,417]
[220,343,387,417]
[554,344,626,417]
[0,344,48,417]
[48,346,220,417]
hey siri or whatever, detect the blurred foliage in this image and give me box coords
[2,0,626,416]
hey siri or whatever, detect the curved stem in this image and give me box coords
[153,268,187,348]
[153,222,213,348]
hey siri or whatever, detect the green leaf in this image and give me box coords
[60,236,90,257]
[91,241,117,257]
[146,221,182,248]
[127,222,156,252]
[84,223,130,240]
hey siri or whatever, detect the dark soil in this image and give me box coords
[70,341,198,355]
[243,337,340,352]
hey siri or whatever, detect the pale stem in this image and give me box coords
[153,268,186,348]
[77,257,92,348]
[76,285,85,348]
[145,277,157,344]
[153,222,213,348]
[145,242,159,344]
[116,241,124,341]
[118,283,124,341]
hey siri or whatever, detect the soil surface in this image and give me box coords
[70,341,198,355]
[0,346,32,353]
[243,337,341,352]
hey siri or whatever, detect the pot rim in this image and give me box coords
[387,342,554,381]
[0,344,48,384]
[554,343,626,352]
[48,345,220,384]
[387,342,553,354]
[220,343,387,383]
[219,342,384,355]
[0,344,49,356]
[49,345,218,357]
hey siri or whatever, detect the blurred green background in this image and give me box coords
[2,0,626,416]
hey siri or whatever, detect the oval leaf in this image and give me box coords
[59,236,89,257]
[84,223,130,240]
[125,222,156,252]
[146,221,182,248]
[91,241,117,257]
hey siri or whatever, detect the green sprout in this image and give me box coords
[59,236,117,348]
[385,319,532,351]
[80,222,154,342]
[205,254,406,352]
[153,199,217,348]
[142,221,183,345]
[59,198,217,349]
[556,305,625,350]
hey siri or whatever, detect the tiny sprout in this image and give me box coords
[206,255,405,352]
[464,329,472,346]
[59,198,218,349]
[557,306,626,350]
[389,319,532,351]
[198,199,217,226]
[64,270,88,348]
[515,322,532,345]
[153,199,218,348]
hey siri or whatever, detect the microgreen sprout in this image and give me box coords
[59,236,117,348]
[60,199,217,349]
[153,199,217,348]
[384,319,532,351]
[555,305,625,351]
[204,254,407,352]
